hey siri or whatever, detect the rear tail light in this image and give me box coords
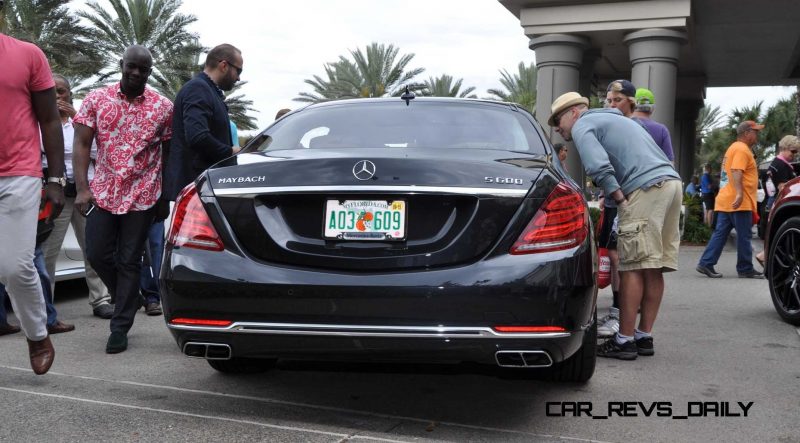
[170,318,233,327]
[493,326,566,333]
[166,183,224,251]
[510,182,588,254]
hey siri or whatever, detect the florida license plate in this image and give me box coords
[324,200,406,240]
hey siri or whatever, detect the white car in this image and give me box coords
[54,224,86,282]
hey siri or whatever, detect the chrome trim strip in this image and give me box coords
[212,185,528,198]
[168,322,570,339]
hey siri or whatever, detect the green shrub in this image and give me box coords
[682,195,710,243]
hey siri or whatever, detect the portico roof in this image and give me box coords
[500,0,800,94]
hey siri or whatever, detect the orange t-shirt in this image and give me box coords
[715,141,758,212]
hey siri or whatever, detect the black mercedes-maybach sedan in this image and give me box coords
[161,97,598,382]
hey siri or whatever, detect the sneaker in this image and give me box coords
[635,336,654,356]
[105,332,128,354]
[93,303,114,319]
[597,314,620,338]
[696,264,723,278]
[738,270,764,279]
[597,337,638,360]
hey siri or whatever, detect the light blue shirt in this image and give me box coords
[571,108,679,196]
[229,120,239,148]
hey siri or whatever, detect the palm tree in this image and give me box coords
[224,82,258,131]
[761,95,797,157]
[420,74,476,98]
[487,62,537,112]
[1,0,102,83]
[695,105,724,141]
[796,86,800,136]
[78,0,202,94]
[295,42,425,103]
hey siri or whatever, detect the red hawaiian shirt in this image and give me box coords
[74,83,173,214]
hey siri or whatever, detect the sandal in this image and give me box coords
[756,255,765,270]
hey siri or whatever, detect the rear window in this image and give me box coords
[252,101,545,154]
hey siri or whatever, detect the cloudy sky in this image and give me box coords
[167,0,793,132]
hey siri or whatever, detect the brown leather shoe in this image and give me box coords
[0,323,21,336]
[27,336,55,375]
[47,321,75,334]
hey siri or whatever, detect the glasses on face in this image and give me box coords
[553,107,573,127]
[790,150,798,154]
[224,60,242,75]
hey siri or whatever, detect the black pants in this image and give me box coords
[85,206,155,334]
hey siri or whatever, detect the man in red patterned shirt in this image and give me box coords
[73,45,173,354]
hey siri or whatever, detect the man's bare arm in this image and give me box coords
[731,169,744,210]
[31,87,65,218]
[72,123,95,215]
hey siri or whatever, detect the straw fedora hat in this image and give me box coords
[548,92,589,127]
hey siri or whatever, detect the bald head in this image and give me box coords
[123,45,152,63]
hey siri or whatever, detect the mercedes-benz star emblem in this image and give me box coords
[352,160,376,180]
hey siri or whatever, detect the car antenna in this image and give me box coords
[401,86,415,106]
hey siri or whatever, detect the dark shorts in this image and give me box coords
[702,193,715,211]
[597,206,618,250]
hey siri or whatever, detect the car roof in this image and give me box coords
[300,96,526,111]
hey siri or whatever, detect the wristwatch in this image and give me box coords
[47,176,67,187]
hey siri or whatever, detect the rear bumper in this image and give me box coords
[168,323,583,366]
[161,242,596,365]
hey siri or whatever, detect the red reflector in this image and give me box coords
[510,182,588,254]
[493,326,566,333]
[170,318,233,327]
[166,183,224,251]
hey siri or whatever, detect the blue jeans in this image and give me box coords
[140,221,164,304]
[0,245,57,326]
[699,211,756,274]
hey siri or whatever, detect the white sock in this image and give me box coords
[615,332,633,344]
[634,329,651,340]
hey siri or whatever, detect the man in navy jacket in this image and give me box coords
[165,44,243,200]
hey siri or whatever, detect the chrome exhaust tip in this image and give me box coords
[495,350,553,368]
[183,342,232,360]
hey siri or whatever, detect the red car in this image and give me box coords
[764,175,800,325]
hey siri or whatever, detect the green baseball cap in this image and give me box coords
[635,88,655,105]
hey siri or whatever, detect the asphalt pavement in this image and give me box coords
[1,238,798,442]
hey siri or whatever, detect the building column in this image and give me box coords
[530,34,589,183]
[624,28,688,148]
[674,99,704,180]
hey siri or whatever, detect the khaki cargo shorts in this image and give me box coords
[616,179,682,272]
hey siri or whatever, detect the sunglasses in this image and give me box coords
[224,60,242,75]
[791,150,798,154]
[553,107,573,126]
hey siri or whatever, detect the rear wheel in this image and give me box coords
[207,357,277,374]
[547,311,596,382]
[767,216,800,325]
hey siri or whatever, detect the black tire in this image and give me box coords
[547,311,596,382]
[767,216,800,325]
[207,357,277,374]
